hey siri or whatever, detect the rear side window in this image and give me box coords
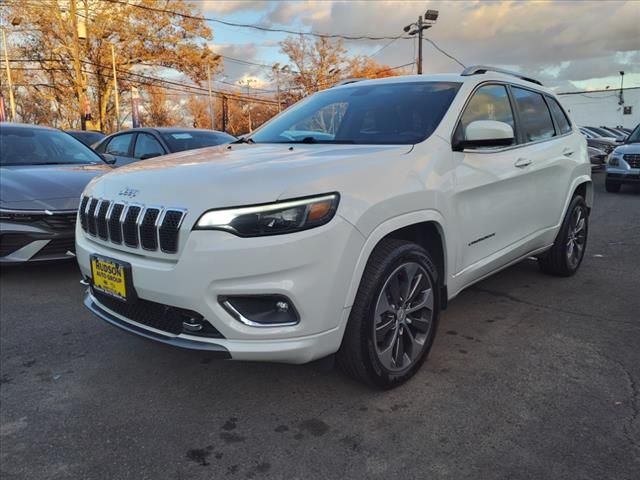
[512,87,555,142]
[104,133,134,156]
[455,84,515,147]
[547,97,572,134]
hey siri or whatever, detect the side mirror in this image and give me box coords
[140,152,162,160]
[100,153,116,165]
[453,120,515,151]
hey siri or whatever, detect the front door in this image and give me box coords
[451,84,536,275]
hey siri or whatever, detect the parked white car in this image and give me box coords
[76,66,592,388]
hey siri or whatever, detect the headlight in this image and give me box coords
[608,153,621,167]
[194,193,340,237]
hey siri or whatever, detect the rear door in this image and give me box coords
[510,87,575,233]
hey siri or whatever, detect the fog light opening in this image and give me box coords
[219,295,299,327]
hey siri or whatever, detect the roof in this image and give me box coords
[334,71,554,94]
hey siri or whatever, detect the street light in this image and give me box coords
[403,9,439,74]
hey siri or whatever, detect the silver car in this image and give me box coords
[0,123,112,263]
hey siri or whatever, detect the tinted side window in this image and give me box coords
[547,97,572,134]
[456,84,515,146]
[133,133,165,159]
[512,87,555,142]
[104,134,134,156]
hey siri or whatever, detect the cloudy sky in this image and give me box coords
[199,0,639,94]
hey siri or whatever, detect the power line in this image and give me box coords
[423,38,466,69]
[100,0,408,41]
[370,38,399,58]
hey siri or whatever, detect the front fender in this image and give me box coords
[343,209,447,309]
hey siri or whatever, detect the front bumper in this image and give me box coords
[1,217,76,263]
[77,215,364,364]
[606,169,640,184]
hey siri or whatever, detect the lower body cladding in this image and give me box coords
[1,220,76,263]
[76,216,364,364]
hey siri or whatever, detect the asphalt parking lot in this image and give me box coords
[1,173,639,480]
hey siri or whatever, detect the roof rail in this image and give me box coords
[332,78,366,88]
[461,65,543,86]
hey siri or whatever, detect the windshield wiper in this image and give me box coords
[232,137,255,144]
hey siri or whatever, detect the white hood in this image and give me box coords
[84,143,413,225]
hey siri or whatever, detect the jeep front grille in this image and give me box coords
[80,196,186,253]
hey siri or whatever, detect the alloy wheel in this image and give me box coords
[566,206,587,269]
[373,262,434,372]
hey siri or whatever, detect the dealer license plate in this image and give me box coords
[91,255,128,301]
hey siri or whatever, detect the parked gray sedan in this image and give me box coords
[0,123,112,263]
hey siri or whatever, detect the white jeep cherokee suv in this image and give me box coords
[77,66,591,389]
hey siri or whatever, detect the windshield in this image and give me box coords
[626,124,640,143]
[161,130,236,152]
[0,126,104,166]
[249,81,461,145]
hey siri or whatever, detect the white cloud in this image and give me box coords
[202,0,640,91]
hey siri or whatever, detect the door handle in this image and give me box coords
[514,158,532,168]
[563,148,574,156]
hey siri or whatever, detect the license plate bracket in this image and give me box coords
[90,254,137,303]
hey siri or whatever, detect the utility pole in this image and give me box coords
[69,0,87,130]
[207,64,215,130]
[403,10,439,75]
[1,27,16,120]
[619,71,625,106]
[239,79,255,133]
[111,43,120,130]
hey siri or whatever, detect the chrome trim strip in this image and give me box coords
[221,300,299,328]
[0,208,79,215]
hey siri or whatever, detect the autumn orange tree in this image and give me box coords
[2,0,220,131]
[277,35,402,99]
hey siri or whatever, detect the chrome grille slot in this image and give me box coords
[96,201,110,240]
[108,203,124,244]
[79,196,89,231]
[81,196,185,253]
[122,206,142,248]
[140,208,161,250]
[87,198,99,236]
[159,210,186,253]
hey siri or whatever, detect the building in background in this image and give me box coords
[558,87,639,129]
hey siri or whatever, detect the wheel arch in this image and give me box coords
[344,211,448,310]
[573,178,593,209]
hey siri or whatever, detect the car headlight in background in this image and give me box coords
[194,193,340,237]
[608,153,622,167]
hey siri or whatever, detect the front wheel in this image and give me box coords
[337,239,440,389]
[538,195,589,277]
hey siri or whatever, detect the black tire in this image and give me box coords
[538,195,588,277]
[337,239,440,389]
[605,178,621,193]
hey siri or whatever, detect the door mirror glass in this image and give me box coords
[455,120,514,150]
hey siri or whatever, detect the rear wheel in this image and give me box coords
[337,239,440,389]
[538,195,588,277]
[605,178,621,193]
